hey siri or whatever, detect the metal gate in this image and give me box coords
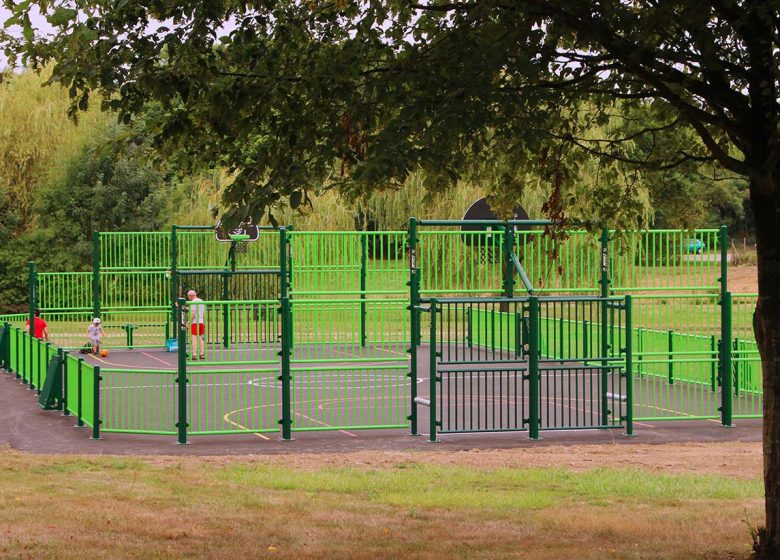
[413,295,632,441]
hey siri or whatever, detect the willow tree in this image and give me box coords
[2,1,778,553]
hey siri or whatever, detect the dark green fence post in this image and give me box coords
[599,229,611,428]
[467,306,474,349]
[360,233,368,347]
[408,218,421,347]
[60,348,69,414]
[279,227,293,441]
[177,297,189,443]
[280,296,293,441]
[720,291,734,427]
[92,232,100,320]
[583,319,589,365]
[710,334,718,391]
[407,218,420,435]
[667,330,674,384]
[558,315,564,361]
[28,261,36,388]
[502,224,515,299]
[176,297,188,444]
[1,322,8,370]
[221,271,229,349]
[39,341,49,394]
[624,295,634,436]
[528,296,540,440]
[600,301,609,427]
[76,358,84,427]
[733,337,740,397]
[91,365,101,439]
[20,327,26,382]
[428,299,438,443]
[170,225,178,341]
[719,225,729,295]
[600,228,610,297]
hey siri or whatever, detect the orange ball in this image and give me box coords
[99,349,109,357]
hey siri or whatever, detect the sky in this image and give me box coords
[0,6,53,70]
[0,5,239,70]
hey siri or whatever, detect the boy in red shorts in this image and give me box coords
[187,290,206,360]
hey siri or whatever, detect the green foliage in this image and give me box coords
[0,69,110,310]
[33,123,179,271]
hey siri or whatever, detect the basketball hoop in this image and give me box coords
[477,244,499,264]
[230,233,250,254]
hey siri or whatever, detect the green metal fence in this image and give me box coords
[0,222,763,442]
[417,295,631,442]
[0,323,97,434]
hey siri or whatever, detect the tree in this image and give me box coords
[2,1,779,554]
[35,122,178,267]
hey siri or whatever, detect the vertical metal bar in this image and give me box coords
[733,337,740,397]
[710,334,717,391]
[61,349,69,415]
[667,330,674,384]
[77,358,84,427]
[176,297,188,444]
[280,296,292,440]
[1,322,8,370]
[170,225,178,340]
[721,291,733,427]
[719,225,728,296]
[407,218,419,434]
[600,228,610,299]
[528,296,540,440]
[600,299,609,427]
[429,299,438,442]
[28,261,35,388]
[91,366,101,440]
[279,227,293,440]
[502,224,515,298]
[599,229,610,427]
[360,233,367,347]
[625,296,633,436]
[222,271,229,349]
[92,232,100,320]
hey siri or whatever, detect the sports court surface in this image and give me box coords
[0,343,760,456]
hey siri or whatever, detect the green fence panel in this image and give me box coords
[187,367,281,435]
[515,230,601,294]
[100,368,176,434]
[79,360,95,429]
[290,298,409,431]
[37,272,93,310]
[733,338,762,418]
[611,229,721,292]
[9,327,19,375]
[0,313,31,327]
[64,354,80,420]
[101,271,169,308]
[100,231,171,270]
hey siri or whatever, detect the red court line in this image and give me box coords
[142,352,176,368]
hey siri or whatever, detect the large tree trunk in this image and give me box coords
[752,177,780,558]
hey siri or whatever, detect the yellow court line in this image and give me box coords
[221,407,271,440]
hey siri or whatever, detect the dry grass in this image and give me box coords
[0,443,763,560]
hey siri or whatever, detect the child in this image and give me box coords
[87,318,105,355]
[187,290,206,360]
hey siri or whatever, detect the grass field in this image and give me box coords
[0,443,762,559]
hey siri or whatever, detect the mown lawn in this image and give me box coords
[0,450,762,559]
